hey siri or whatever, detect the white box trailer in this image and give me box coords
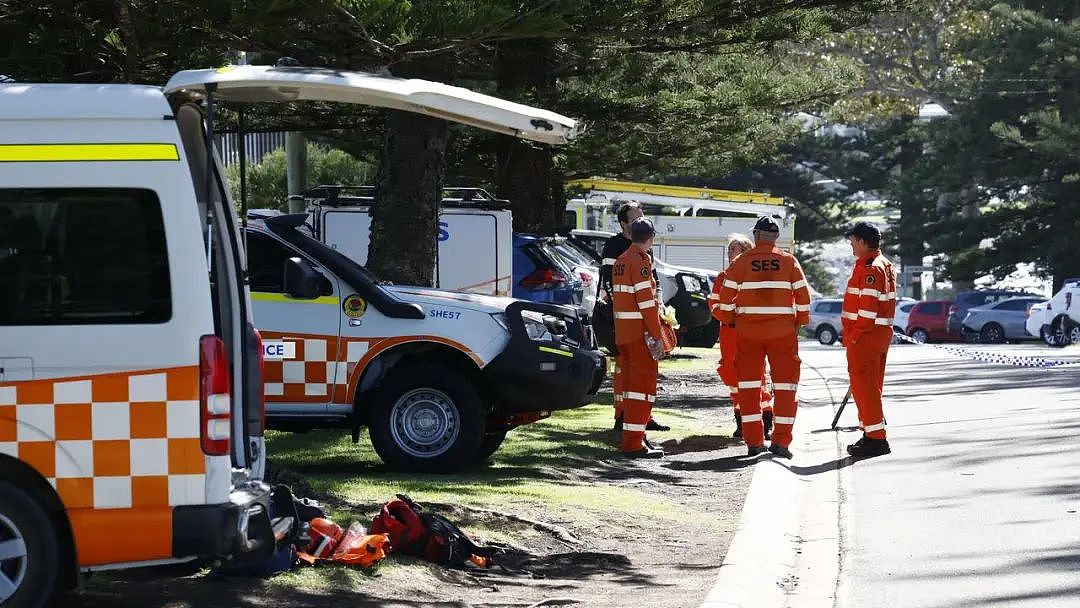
[565,179,796,272]
[305,186,513,296]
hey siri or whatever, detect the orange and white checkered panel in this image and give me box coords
[0,367,206,510]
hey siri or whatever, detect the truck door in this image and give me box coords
[246,231,342,415]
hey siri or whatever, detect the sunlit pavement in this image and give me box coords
[703,340,1080,608]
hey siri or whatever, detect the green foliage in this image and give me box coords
[225,144,375,211]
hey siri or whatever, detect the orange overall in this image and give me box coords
[710,271,773,415]
[714,244,811,448]
[612,247,663,452]
[841,251,897,440]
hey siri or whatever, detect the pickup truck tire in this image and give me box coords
[816,325,838,346]
[0,482,60,608]
[473,430,509,464]
[1049,316,1078,348]
[369,364,487,473]
[680,319,720,348]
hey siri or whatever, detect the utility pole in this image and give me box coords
[286,132,308,213]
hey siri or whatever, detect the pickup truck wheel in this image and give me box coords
[473,430,509,464]
[369,364,487,473]
[1049,317,1074,348]
[816,325,838,345]
[980,323,1005,344]
[0,482,60,608]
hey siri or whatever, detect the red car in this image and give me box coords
[906,300,958,343]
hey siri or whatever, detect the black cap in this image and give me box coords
[629,217,656,242]
[753,215,780,233]
[844,221,881,243]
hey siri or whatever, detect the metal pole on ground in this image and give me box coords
[286,131,308,213]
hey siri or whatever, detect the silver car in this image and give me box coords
[807,298,844,345]
[961,296,1047,343]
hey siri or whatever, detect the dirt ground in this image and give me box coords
[68,350,754,608]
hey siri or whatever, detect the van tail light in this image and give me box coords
[253,328,267,434]
[199,335,231,456]
[521,269,569,291]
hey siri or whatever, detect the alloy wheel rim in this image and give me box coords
[0,513,28,603]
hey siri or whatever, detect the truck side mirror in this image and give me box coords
[283,257,330,299]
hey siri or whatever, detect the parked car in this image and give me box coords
[947,289,1038,339]
[1043,278,1080,346]
[961,297,1047,343]
[1026,301,1057,345]
[889,297,918,344]
[548,238,599,316]
[907,300,956,343]
[513,234,586,312]
[807,298,844,344]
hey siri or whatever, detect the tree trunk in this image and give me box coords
[896,120,925,299]
[494,39,563,235]
[114,0,140,83]
[366,57,454,287]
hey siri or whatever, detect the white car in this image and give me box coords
[892,298,918,344]
[1026,301,1054,345]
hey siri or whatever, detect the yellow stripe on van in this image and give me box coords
[251,292,340,305]
[0,143,180,162]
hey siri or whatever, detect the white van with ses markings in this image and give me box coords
[305,186,514,296]
[247,214,605,472]
[0,77,272,607]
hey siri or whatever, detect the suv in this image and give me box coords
[248,215,605,472]
[961,297,1047,343]
[807,298,844,345]
[1044,279,1080,346]
[907,300,956,343]
[513,234,587,313]
[948,289,1037,339]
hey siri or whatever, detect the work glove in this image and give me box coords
[660,304,680,329]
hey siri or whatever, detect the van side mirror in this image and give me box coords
[283,257,331,299]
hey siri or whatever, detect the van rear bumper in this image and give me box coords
[172,480,273,559]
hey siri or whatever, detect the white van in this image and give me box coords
[246,213,605,472]
[304,186,514,296]
[0,76,271,606]
[0,64,583,606]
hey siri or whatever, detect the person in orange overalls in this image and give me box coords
[612,218,665,458]
[714,216,811,458]
[709,234,774,439]
[841,222,897,458]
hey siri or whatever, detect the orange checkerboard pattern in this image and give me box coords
[0,367,206,510]
[261,333,370,405]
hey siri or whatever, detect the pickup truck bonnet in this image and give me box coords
[164,65,578,145]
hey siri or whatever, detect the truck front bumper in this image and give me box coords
[484,301,607,414]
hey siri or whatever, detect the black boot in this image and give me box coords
[613,415,622,432]
[733,412,743,438]
[646,418,671,431]
[763,410,774,441]
[768,442,793,460]
[746,445,768,457]
[624,444,665,459]
[847,436,891,458]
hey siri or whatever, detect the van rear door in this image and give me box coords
[164,66,579,145]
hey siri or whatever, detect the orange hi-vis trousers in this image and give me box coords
[613,349,628,420]
[846,326,892,440]
[718,324,772,413]
[620,339,658,452]
[735,329,801,448]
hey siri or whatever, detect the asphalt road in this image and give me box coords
[702,339,1080,608]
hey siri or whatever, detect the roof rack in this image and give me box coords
[303,184,511,210]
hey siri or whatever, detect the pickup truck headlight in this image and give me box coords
[492,311,568,341]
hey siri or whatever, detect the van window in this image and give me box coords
[0,188,170,325]
[246,232,295,293]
